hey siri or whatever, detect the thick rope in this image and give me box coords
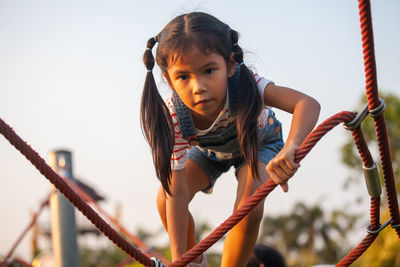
[0,118,154,267]
[358,0,400,237]
[351,127,374,168]
[336,197,380,267]
[169,111,356,266]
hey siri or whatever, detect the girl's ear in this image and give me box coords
[227,52,236,78]
[163,72,175,90]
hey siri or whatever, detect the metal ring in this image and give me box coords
[343,103,369,131]
[366,219,391,235]
[369,98,386,118]
[151,257,163,267]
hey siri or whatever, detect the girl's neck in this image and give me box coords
[191,111,220,130]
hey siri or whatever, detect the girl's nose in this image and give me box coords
[193,79,206,94]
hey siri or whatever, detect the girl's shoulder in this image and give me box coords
[253,72,274,97]
[165,95,177,116]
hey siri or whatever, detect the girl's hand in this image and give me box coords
[266,143,300,192]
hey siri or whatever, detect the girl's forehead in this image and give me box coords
[167,45,223,68]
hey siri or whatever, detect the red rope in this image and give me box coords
[336,197,380,267]
[0,118,155,267]
[358,0,400,238]
[169,111,356,266]
[351,127,373,168]
[336,233,377,267]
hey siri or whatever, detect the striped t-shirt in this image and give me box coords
[167,73,273,170]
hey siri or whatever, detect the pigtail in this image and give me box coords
[140,36,174,195]
[230,29,263,180]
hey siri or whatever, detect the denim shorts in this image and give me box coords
[188,110,284,193]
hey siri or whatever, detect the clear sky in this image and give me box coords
[0,0,399,262]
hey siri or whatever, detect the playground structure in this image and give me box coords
[0,0,399,266]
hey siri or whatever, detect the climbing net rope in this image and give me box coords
[0,0,399,266]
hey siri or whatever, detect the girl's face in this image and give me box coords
[165,46,236,128]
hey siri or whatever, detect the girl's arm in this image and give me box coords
[167,169,190,260]
[263,84,321,192]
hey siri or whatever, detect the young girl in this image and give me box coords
[140,12,320,267]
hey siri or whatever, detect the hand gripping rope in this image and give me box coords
[0,0,399,266]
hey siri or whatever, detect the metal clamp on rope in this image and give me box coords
[369,98,386,118]
[343,103,369,131]
[151,257,163,267]
[363,162,382,197]
[367,219,391,235]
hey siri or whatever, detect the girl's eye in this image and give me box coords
[177,75,188,81]
[205,68,214,75]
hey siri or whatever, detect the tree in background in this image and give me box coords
[340,92,400,266]
[259,202,358,267]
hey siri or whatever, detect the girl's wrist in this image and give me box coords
[284,139,300,149]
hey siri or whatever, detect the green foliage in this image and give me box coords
[259,202,358,266]
[80,245,127,267]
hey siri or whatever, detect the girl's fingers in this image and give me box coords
[270,165,288,182]
[268,169,289,192]
[280,182,289,193]
[278,160,294,176]
[267,168,283,184]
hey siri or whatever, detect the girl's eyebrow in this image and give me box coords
[201,61,218,68]
[172,61,218,76]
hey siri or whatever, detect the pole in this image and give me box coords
[49,150,80,267]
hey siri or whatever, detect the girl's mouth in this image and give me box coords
[196,99,211,105]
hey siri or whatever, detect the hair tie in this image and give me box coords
[233,43,239,47]
[147,69,152,73]
[146,47,152,51]
[239,62,245,66]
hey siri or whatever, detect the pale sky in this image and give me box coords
[1,0,399,262]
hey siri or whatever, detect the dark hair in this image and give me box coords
[140,12,263,194]
[246,244,286,267]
